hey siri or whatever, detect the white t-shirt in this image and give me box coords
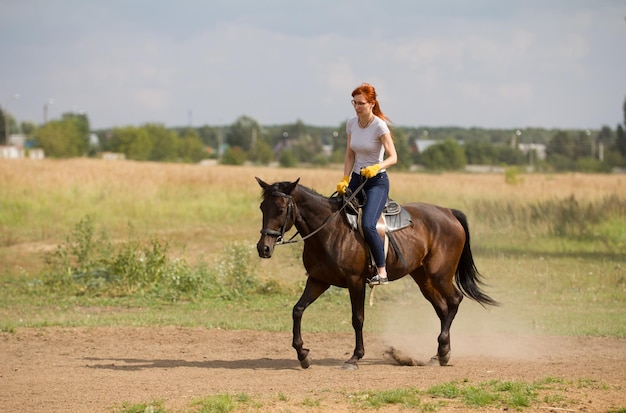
[346,116,390,174]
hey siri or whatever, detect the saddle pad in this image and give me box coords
[343,205,413,233]
[384,207,413,232]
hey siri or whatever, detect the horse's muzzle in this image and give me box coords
[257,236,275,258]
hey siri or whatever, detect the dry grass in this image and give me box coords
[2,158,625,275]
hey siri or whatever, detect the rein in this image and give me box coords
[263,179,367,246]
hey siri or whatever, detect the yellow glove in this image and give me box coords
[336,175,350,195]
[360,164,381,178]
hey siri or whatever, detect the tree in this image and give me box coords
[421,139,466,170]
[62,113,90,142]
[496,145,526,165]
[392,128,412,170]
[35,118,87,158]
[546,131,578,171]
[330,122,348,163]
[291,133,324,163]
[177,128,207,163]
[144,124,179,162]
[0,107,20,144]
[196,125,220,150]
[464,141,497,165]
[279,149,297,167]
[0,108,6,145]
[575,130,592,159]
[0,108,20,145]
[250,138,274,165]
[108,126,152,160]
[221,146,246,165]
[597,126,613,150]
[226,115,260,152]
[605,97,626,167]
[20,121,37,137]
[547,131,575,158]
[616,124,626,158]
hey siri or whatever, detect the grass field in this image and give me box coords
[1,158,625,337]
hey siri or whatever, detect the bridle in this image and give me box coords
[260,179,368,246]
[259,190,296,244]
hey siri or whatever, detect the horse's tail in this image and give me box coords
[451,209,499,307]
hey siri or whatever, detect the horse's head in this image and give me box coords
[255,177,300,258]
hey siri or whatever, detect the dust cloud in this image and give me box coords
[375,284,550,365]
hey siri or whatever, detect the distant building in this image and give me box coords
[100,152,126,161]
[413,139,438,154]
[0,145,22,159]
[28,148,45,160]
[518,143,546,160]
[8,134,26,147]
[0,134,46,159]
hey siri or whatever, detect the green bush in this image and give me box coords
[279,150,298,167]
[220,146,247,165]
[504,166,524,185]
[40,216,286,301]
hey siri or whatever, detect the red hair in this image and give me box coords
[351,82,391,123]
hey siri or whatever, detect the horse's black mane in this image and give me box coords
[261,181,316,198]
[297,183,324,198]
[262,180,340,207]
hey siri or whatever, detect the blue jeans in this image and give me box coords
[348,171,389,268]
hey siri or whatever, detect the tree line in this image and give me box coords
[1,98,625,172]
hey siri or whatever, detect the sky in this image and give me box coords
[1,0,625,131]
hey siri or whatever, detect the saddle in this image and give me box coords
[341,195,413,270]
[343,199,413,233]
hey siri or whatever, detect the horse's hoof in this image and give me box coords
[299,354,312,369]
[438,353,450,366]
[428,353,450,366]
[341,362,359,370]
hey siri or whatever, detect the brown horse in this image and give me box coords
[255,177,497,369]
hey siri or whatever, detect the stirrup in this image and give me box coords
[367,274,389,285]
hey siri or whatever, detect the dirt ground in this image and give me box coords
[1,327,625,413]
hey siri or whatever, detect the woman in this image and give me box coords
[336,83,398,285]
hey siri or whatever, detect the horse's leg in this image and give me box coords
[411,268,463,366]
[292,276,330,369]
[343,276,367,369]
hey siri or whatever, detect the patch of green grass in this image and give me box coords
[423,377,616,411]
[427,381,462,399]
[462,384,498,407]
[576,377,610,390]
[424,379,564,410]
[109,377,615,413]
[114,400,167,413]
[301,397,321,407]
[351,388,422,409]
[490,380,537,408]
[191,394,249,413]
[353,380,541,411]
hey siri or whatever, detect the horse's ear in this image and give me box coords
[255,177,270,189]
[285,178,300,194]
